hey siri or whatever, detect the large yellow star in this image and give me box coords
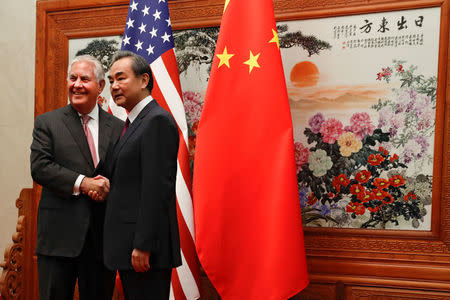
[216,46,234,68]
[243,50,261,74]
[224,0,230,13]
[269,28,280,49]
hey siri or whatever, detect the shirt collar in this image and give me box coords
[77,104,99,121]
[128,96,153,123]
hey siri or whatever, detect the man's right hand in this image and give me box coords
[80,175,110,201]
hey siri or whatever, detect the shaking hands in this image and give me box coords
[80,175,110,202]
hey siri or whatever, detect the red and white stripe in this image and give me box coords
[150,50,201,300]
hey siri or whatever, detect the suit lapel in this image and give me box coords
[112,101,156,166]
[62,105,94,169]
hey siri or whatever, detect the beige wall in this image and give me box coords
[0,0,36,255]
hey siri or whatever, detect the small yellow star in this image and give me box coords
[269,28,280,49]
[216,46,234,68]
[224,0,230,13]
[243,50,260,74]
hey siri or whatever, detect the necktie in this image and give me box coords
[120,118,130,138]
[81,115,98,167]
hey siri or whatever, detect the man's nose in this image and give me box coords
[73,78,82,88]
[111,80,118,90]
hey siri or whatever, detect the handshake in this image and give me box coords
[80,175,110,202]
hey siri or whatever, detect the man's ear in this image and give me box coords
[141,73,150,90]
[98,79,106,93]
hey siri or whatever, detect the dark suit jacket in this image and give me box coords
[30,104,123,258]
[103,100,181,270]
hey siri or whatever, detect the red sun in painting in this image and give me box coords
[290,61,319,87]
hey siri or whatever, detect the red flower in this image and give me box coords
[307,193,318,205]
[390,154,399,162]
[382,194,395,204]
[397,64,404,73]
[350,184,365,195]
[335,174,350,186]
[389,175,405,187]
[374,178,390,189]
[346,202,366,215]
[373,188,388,200]
[368,154,385,166]
[376,72,383,80]
[333,174,350,193]
[404,192,418,202]
[355,170,371,183]
[357,190,375,203]
[328,192,336,199]
[368,206,380,213]
[379,146,385,152]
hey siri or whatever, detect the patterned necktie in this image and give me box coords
[120,118,130,138]
[81,115,98,167]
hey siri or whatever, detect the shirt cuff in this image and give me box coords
[73,175,85,195]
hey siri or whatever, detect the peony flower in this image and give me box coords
[308,113,325,134]
[320,118,344,144]
[332,174,350,193]
[348,112,375,140]
[346,202,366,215]
[372,188,388,200]
[368,206,380,213]
[357,190,375,203]
[368,154,385,166]
[389,175,405,187]
[338,132,362,156]
[355,170,371,183]
[183,91,203,125]
[350,183,365,195]
[294,142,310,173]
[374,178,390,189]
[308,149,333,177]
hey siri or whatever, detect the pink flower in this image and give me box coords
[320,118,344,144]
[348,112,375,140]
[294,142,310,173]
[183,91,203,125]
[308,113,325,134]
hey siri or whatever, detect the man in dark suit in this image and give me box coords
[30,55,123,300]
[103,50,181,300]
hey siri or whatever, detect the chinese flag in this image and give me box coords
[193,0,309,299]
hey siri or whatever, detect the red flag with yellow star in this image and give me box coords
[193,0,309,299]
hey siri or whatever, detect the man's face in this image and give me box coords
[67,61,104,114]
[108,57,148,112]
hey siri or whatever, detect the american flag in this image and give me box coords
[120,0,201,299]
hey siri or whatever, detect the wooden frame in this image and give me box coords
[1,0,448,299]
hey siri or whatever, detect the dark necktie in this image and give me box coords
[120,118,130,138]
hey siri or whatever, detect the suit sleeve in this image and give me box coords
[30,115,80,198]
[133,114,179,252]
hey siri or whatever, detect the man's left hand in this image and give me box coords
[131,249,150,272]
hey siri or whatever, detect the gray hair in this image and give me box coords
[68,55,105,83]
[110,50,153,93]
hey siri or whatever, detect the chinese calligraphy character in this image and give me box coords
[378,17,390,33]
[397,16,408,30]
[360,19,373,33]
[415,16,424,27]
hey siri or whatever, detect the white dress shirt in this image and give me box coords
[73,104,100,195]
